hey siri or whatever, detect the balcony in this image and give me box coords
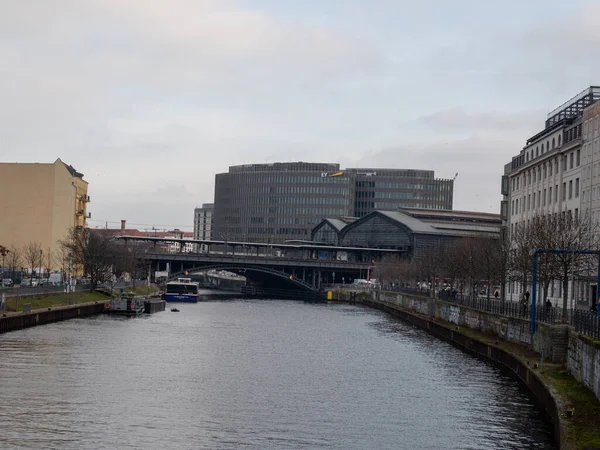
[79,194,91,202]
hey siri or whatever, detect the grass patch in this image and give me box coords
[544,369,600,449]
[4,291,108,312]
[123,284,159,296]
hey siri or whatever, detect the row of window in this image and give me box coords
[511,149,581,191]
[511,124,583,170]
[511,178,580,214]
[511,209,579,236]
[524,134,562,163]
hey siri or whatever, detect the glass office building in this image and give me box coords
[213,162,453,243]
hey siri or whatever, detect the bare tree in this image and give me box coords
[61,228,117,291]
[548,212,599,321]
[112,239,153,290]
[0,245,9,268]
[509,222,536,297]
[24,241,43,277]
[53,245,71,282]
[414,240,448,296]
[43,247,54,278]
[5,245,22,280]
[372,254,409,288]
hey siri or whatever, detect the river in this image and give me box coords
[0,297,556,449]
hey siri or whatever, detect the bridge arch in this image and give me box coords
[168,265,317,291]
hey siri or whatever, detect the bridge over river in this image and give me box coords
[117,236,401,297]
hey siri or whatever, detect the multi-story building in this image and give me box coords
[347,168,453,217]
[213,162,354,243]
[0,158,90,269]
[193,203,214,252]
[502,86,600,304]
[213,162,453,243]
[581,100,600,222]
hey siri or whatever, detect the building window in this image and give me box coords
[536,147,539,157]
[543,189,546,205]
[549,186,552,203]
[569,180,573,199]
[570,152,574,169]
[552,137,555,149]
[577,149,581,166]
[575,178,579,197]
[558,135,562,146]
[562,182,566,200]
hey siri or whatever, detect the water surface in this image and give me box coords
[0,299,556,449]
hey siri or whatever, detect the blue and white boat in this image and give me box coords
[164,278,200,303]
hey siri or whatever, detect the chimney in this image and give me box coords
[121,220,126,230]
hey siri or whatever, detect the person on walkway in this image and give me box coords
[522,292,529,317]
[545,298,552,312]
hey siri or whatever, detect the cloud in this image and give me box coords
[410,108,543,133]
[2,0,600,229]
[352,135,522,213]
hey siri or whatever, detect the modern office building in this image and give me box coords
[347,168,453,217]
[0,158,90,268]
[193,203,214,252]
[501,86,600,304]
[213,162,454,243]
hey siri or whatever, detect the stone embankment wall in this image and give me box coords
[376,291,569,364]
[0,302,105,334]
[567,334,600,401]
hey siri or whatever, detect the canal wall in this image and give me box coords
[0,302,105,334]
[362,295,565,447]
[375,291,569,364]
[567,333,600,402]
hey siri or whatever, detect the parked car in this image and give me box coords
[21,279,38,287]
[1,278,13,288]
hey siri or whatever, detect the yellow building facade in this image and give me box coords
[0,158,90,269]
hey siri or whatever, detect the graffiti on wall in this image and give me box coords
[505,322,532,345]
[448,306,461,324]
[464,310,480,329]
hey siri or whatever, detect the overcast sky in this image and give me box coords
[2,0,600,231]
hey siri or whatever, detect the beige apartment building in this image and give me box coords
[0,158,90,269]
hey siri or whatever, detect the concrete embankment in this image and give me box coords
[1,297,166,334]
[0,302,105,334]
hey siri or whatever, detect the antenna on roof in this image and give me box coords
[453,173,459,181]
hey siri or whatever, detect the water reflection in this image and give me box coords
[0,300,555,449]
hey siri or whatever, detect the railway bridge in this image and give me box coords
[116,236,401,297]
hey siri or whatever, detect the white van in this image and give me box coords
[48,273,62,286]
[1,279,13,287]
